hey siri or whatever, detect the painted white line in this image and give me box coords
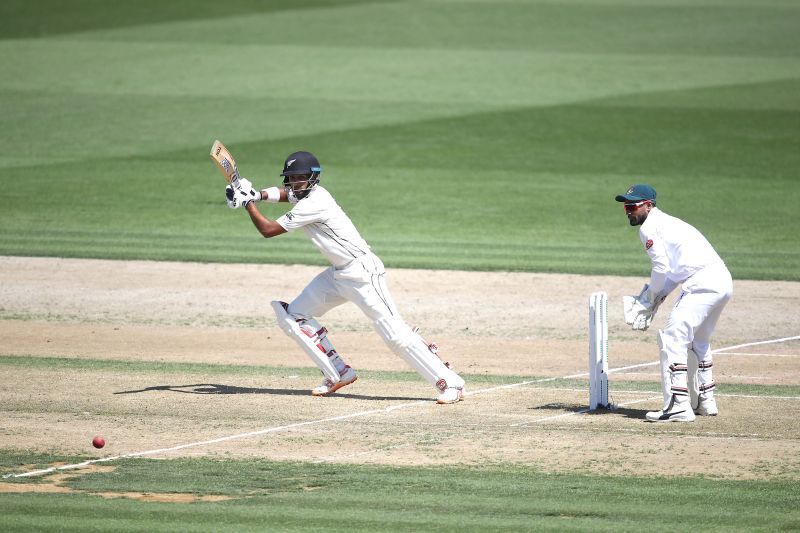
[520,387,800,401]
[4,335,799,479]
[615,427,767,440]
[715,352,799,358]
[464,375,567,396]
[3,404,424,479]
[712,335,800,353]
[716,393,800,400]
[608,361,658,373]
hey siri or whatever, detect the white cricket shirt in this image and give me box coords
[276,186,370,268]
[639,207,725,297]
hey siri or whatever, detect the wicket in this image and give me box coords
[589,292,610,410]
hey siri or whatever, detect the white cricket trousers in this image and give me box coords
[287,253,464,392]
[659,262,733,403]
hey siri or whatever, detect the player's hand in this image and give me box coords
[623,295,646,324]
[631,311,653,331]
[225,183,261,209]
[225,184,241,208]
[623,294,654,331]
[236,178,261,206]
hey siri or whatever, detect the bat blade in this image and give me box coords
[210,139,241,189]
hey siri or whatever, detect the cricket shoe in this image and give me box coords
[311,366,357,396]
[645,394,695,422]
[436,386,464,405]
[694,395,718,416]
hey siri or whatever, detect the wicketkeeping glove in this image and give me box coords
[622,283,665,331]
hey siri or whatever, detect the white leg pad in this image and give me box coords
[271,300,340,383]
[687,348,700,410]
[373,316,464,392]
[692,342,716,399]
[657,330,671,408]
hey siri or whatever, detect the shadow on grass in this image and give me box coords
[113,383,427,402]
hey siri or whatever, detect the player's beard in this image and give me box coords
[628,213,646,226]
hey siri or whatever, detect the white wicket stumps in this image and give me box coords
[589,292,610,410]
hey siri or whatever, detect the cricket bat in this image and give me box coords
[210,140,241,189]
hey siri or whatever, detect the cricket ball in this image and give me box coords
[92,436,105,449]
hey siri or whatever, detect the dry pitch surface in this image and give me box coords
[1,256,799,481]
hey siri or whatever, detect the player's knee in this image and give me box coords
[271,302,290,334]
[691,341,711,360]
[662,322,692,346]
[271,300,301,336]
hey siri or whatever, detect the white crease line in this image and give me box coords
[716,393,800,400]
[713,335,800,353]
[5,335,799,478]
[519,386,800,401]
[464,375,569,397]
[715,352,799,358]
[2,404,423,479]
[608,361,658,373]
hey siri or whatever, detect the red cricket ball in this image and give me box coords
[92,436,105,449]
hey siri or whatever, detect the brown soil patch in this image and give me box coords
[1,256,798,480]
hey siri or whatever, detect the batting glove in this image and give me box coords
[225,184,261,209]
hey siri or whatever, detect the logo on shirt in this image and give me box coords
[285,212,294,220]
[645,239,653,250]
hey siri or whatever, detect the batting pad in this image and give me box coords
[372,316,464,391]
[271,300,340,383]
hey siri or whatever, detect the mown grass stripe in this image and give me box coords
[1,355,798,397]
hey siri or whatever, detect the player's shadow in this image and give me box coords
[114,383,426,402]
[529,402,589,413]
[530,402,648,420]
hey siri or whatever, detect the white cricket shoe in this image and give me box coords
[646,394,695,422]
[311,367,358,396]
[436,386,464,405]
[694,395,718,416]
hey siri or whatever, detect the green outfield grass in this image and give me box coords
[1,2,799,528]
[1,455,798,532]
[1,0,799,279]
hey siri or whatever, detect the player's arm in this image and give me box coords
[640,229,670,300]
[257,186,289,203]
[224,182,286,238]
[244,203,287,238]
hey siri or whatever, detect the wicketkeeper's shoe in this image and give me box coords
[311,366,358,396]
[645,394,695,422]
[694,394,718,416]
[436,386,464,405]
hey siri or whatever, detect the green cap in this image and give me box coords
[615,184,656,203]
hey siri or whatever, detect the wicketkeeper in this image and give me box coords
[225,151,465,404]
[617,184,732,422]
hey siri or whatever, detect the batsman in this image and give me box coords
[617,184,733,422]
[220,148,465,404]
